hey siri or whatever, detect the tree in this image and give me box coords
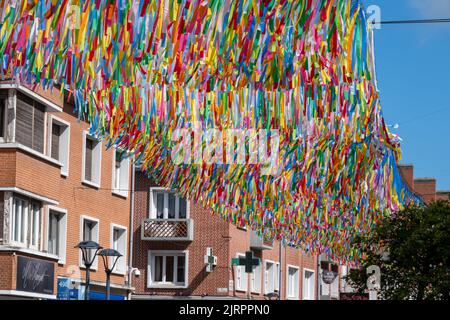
[347,198,450,300]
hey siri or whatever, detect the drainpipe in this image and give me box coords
[278,241,282,300]
[127,159,136,297]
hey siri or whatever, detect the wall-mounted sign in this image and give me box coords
[322,270,338,284]
[57,277,80,300]
[16,256,54,295]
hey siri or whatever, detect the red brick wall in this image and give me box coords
[0,252,14,290]
[414,178,437,204]
[398,164,414,190]
[131,171,231,297]
[0,87,132,289]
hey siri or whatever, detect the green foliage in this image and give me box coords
[347,198,450,300]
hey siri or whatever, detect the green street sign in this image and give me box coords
[231,258,240,266]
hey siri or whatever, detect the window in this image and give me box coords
[235,253,248,292]
[287,266,300,300]
[15,92,45,153]
[303,269,315,300]
[148,251,188,288]
[0,91,6,141]
[30,203,40,249]
[250,260,261,293]
[48,116,70,175]
[10,196,41,248]
[112,150,130,197]
[264,260,279,294]
[11,197,28,244]
[150,189,188,219]
[47,208,67,263]
[82,132,102,187]
[80,216,99,269]
[111,225,127,274]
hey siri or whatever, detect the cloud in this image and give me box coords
[409,0,450,18]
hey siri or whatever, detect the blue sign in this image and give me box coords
[57,278,80,300]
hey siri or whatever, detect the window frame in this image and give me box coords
[110,223,127,275]
[302,268,316,300]
[79,215,100,270]
[81,131,102,188]
[111,149,130,198]
[264,259,280,295]
[250,257,262,294]
[47,115,70,176]
[46,206,68,265]
[149,187,190,220]
[147,250,189,289]
[0,92,7,142]
[10,196,29,247]
[286,265,300,300]
[9,195,42,250]
[235,253,248,292]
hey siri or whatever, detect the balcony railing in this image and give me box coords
[250,231,273,250]
[141,219,194,241]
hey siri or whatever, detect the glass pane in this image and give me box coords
[85,139,93,181]
[51,123,60,160]
[32,204,40,246]
[154,256,163,282]
[156,193,164,219]
[178,197,187,219]
[13,199,21,242]
[177,256,185,283]
[168,193,176,219]
[20,200,27,244]
[165,256,174,283]
[48,212,60,255]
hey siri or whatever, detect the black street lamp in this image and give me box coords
[98,248,122,300]
[75,241,102,300]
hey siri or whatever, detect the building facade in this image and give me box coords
[130,170,318,300]
[0,83,132,299]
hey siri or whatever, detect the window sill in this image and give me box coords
[112,190,128,199]
[81,179,100,189]
[0,246,60,261]
[111,269,127,276]
[147,284,187,289]
[0,143,63,167]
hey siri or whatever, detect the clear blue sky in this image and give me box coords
[362,0,450,190]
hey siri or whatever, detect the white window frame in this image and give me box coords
[110,223,127,275]
[79,215,100,270]
[47,115,70,176]
[286,265,300,300]
[147,250,189,289]
[302,268,316,300]
[46,206,68,264]
[264,259,279,295]
[235,253,248,292]
[149,187,190,219]
[29,202,41,250]
[10,196,29,247]
[0,92,7,142]
[81,131,102,188]
[250,258,262,294]
[111,149,130,198]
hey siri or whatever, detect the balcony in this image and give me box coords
[250,231,273,250]
[141,219,194,241]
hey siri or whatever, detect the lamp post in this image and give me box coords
[98,248,122,300]
[75,241,102,300]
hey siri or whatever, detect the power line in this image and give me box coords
[372,18,450,25]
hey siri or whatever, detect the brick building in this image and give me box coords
[398,164,449,204]
[0,83,132,299]
[130,170,318,300]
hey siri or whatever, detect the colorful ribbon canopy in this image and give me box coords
[0,0,420,263]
